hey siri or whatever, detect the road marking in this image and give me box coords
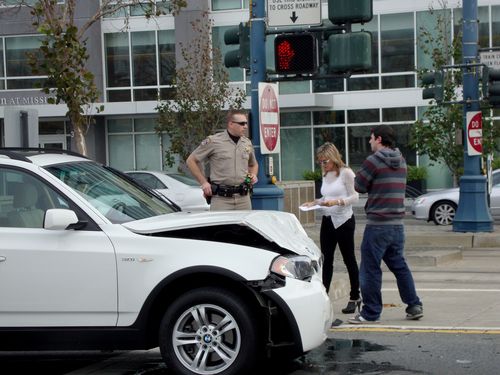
[331,326,500,334]
[383,288,500,292]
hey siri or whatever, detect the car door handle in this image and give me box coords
[0,256,6,262]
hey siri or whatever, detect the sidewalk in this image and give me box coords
[304,213,500,330]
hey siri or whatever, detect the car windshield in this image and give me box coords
[46,161,176,223]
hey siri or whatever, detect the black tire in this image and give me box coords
[430,201,457,225]
[159,287,257,375]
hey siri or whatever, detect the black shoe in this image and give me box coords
[406,304,423,320]
[341,299,361,314]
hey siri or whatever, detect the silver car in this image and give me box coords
[125,171,209,211]
[411,169,500,225]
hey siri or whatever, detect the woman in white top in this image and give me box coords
[302,143,360,314]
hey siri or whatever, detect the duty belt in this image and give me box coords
[211,183,250,197]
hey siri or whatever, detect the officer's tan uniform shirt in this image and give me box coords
[191,131,256,186]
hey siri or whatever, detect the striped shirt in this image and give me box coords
[354,148,407,225]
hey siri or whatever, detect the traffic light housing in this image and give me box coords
[224,23,250,69]
[328,0,373,25]
[274,33,318,75]
[326,32,372,73]
[487,68,500,107]
[421,71,444,103]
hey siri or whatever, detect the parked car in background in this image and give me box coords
[411,169,500,225]
[0,148,332,375]
[125,170,209,211]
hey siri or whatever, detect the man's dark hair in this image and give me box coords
[371,125,396,149]
[227,109,248,122]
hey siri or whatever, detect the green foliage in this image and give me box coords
[302,169,322,181]
[23,0,186,155]
[407,165,427,182]
[492,158,500,170]
[413,2,500,181]
[412,3,464,180]
[156,11,246,170]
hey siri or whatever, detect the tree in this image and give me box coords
[413,0,500,183]
[11,0,187,156]
[155,11,246,172]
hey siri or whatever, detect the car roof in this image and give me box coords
[0,148,89,166]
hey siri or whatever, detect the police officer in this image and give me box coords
[186,109,258,210]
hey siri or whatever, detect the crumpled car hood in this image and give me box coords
[122,210,320,259]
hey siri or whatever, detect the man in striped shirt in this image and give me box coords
[348,125,423,324]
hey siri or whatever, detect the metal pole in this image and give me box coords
[249,0,284,210]
[452,0,493,232]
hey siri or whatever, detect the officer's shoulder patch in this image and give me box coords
[200,137,212,146]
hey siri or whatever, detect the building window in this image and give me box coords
[3,35,46,90]
[281,128,312,180]
[104,30,175,102]
[107,117,172,172]
[381,12,414,89]
[212,0,249,11]
[103,1,172,18]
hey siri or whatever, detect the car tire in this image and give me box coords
[159,287,258,375]
[430,201,457,225]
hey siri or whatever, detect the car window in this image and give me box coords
[129,173,166,190]
[167,173,199,186]
[0,167,70,228]
[493,171,500,186]
[46,161,176,223]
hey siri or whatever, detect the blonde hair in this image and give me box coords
[316,142,345,176]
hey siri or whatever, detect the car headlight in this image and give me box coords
[414,197,426,205]
[270,255,315,281]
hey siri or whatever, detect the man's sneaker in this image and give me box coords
[347,314,380,324]
[406,304,424,320]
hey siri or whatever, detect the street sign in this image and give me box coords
[259,83,280,154]
[466,111,482,156]
[267,0,322,27]
[480,50,500,68]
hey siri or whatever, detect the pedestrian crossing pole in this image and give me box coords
[249,0,285,210]
[452,0,493,232]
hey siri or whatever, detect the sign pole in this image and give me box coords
[250,0,284,210]
[452,0,493,232]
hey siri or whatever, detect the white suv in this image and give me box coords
[0,149,332,375]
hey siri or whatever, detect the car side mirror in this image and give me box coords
[44,209,84,230]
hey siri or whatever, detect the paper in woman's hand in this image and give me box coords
[299,204,322,211]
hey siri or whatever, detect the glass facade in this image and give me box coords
[104,30,175,102]
[0,35,46,90]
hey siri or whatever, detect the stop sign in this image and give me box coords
[259,83,280,154]
[466,111,482,156]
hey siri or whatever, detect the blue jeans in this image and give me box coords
[359,225,421,321]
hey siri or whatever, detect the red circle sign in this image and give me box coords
[260,85,279,152]
[467,112,483,154]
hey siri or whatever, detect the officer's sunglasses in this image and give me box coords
[231,120,248,126]
[318,159,331,165]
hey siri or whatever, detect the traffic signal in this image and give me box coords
[328,0,373,25]
[487,68,500,107]
[421,71,444,103]
[274,33,318,75]
[224,22,250,69]
[326,32,372,73]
